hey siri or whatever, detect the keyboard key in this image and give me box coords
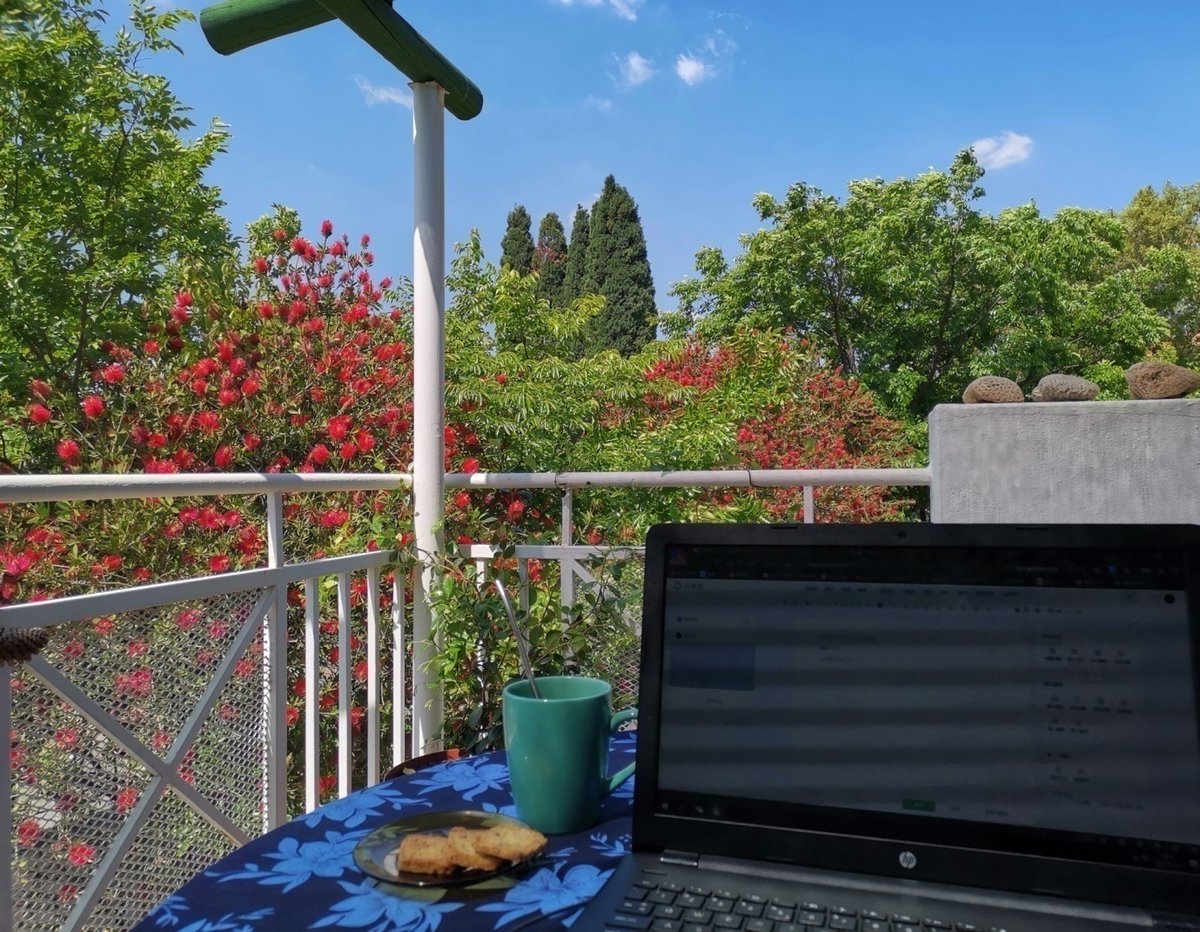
[606,915,652,930]
[734,901,764,918]
[798,911,825,925]
[662,882,685,893]
[625,887,649,901]
[744,893,768,905]
[766,905,794,922]
[894,916,919,925]
[684,925,709,932]
[775,926,803,932]
[897,924,922,932]
[801,902,825,912]
[651,921,682,932]
[649,891,677,905]
[618,901,654,916]
[715,890,737,900]
[745,920,774,932]
[634,878,659,889]
[829,906,856,917]
[677,893,704,909]
[653,905,683,921]
[924,921,950,929]
[829,917,856,930]
[683,909,712,924]
[714,915,743,929]
[863,911,887,921]
[687,885,711,896]
[706,897,734,913]
[863,922,888,932]
[955,925,979,932]
[773,896,798,909]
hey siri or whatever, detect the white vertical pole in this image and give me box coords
[365,567,381,787]
[264,492,288,828]
[803,485,815,524]
[410,81,446,755]
[336,573,352,798]
[392,572,408,767]
[561,487,575,614]
[1,666,14,931]
[303,578,319,812]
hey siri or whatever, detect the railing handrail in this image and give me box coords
[0,466,930,504]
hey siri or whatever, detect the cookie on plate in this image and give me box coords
[392,833,458,875]
[447,827,504,871]
[473,822,547,862]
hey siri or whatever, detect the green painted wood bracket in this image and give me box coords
[199,0,483,121]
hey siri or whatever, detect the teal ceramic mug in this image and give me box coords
[502,676,636,834]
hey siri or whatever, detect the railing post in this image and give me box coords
[410,80,446,755]
[561,486,575,614]
[803,485,815,524]
[264,492,288,828]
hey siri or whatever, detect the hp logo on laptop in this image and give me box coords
[898,851,918,870]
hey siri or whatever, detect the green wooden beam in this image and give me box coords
[200,0,334,56]
[199,0,483,121]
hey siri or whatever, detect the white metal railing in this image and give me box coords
[0,466,929,931]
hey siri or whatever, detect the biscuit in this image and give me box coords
[393,833,458,875]
[447,827,504,871]
[472,822,547,862]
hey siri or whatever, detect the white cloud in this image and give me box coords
[615,51,655,89]
[584,94,613,111]
[353,75,413,108]
[970,131,1033,170]
[675,54,712,86]
[559,0,643,20]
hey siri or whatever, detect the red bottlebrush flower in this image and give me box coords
[253,256,269,275]
[353,661,368,683]
[115,786,139,811]
[127,639,148,658]
[461,457,480,475]
[58,884,80,903]
[243,433,262,451]
[241,377,260,397]
[132,566,152,582]
[191,378,208,396]
[81,395,104,419]
[144,339,160,354]
[326,414,352,442]
[217,388,240,407]
[257,301,275,320]
[285,705,300,727]
[319,690,337,711]
[308,443,331,466]
[54,727,79,750]
[454,491,470,510]
[273,227,286,241]
[329,241,346,257]
[16,819,42,846]
[151,729,171,752]
[213,445,234,469]
[234,658,255,677]
[94,616,116,636]
[101,363,125,384]
[209,555,231,574]
[506,499,526,522]
[208,620,227,640]
[28,403,51,424]
[67,844,96,867]
[318,774,337,796]
[30,378,52,398]
[354,429,375,453]
[176,290,194,307]
[169,304,191,325]
[173,448,196,470]
[360,233,371,247]
[495,372,508,385]
[147,432,166,449]
[457,534,473,546]
[321,219,334,237]
[318,508,350,529]
[380,276,393,289]
[63,639,85,659]
[290,236,310,256]
[196,411,221,433]
[292,676,306,698]
[102,554,122,572]
[56,438,81,466]
[528,559,543,583]
[586,529,603,546]
[338,441,358,461]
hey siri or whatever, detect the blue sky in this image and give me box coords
[139,0,1200,309]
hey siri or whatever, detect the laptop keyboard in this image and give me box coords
[603,875,1012,932]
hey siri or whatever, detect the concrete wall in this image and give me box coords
[929,399,1200,523]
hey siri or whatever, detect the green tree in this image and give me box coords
[499,204,534,275]
[0,0,235,405]
[583,175,657,355]
[533,211,568,306]
[670,152,1189,418]
[561,205,590,306]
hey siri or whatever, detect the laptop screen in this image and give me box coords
[653,540,1200,877]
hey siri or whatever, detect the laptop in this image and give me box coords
[578,523,1200,932]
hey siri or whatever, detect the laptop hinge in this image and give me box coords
[1153,914,1200,931]
[660,850,700,869]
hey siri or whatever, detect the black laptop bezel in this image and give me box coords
[633,522,1200,916]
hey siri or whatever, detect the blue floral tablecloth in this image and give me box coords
[135,732,636,932]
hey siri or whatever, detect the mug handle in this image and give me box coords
[603,708,638,795]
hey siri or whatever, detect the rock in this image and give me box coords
[962,376,1024,404]
[1125,361,1200,399]
[1030,374,1100,402]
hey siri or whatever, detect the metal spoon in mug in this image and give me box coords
[492,578,541,699]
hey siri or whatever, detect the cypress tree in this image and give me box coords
[582,175,657,355]
[533,212,568,306]
[500,204,534,274]
[561,205,590,305]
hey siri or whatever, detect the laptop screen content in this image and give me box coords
[656,544,1200,874]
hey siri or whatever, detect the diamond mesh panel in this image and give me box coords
[573,552,644,713]
[9,590,271,931]
[88,789,237,932]
[10,679,154,931]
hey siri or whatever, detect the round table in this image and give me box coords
[134,732,636,931]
